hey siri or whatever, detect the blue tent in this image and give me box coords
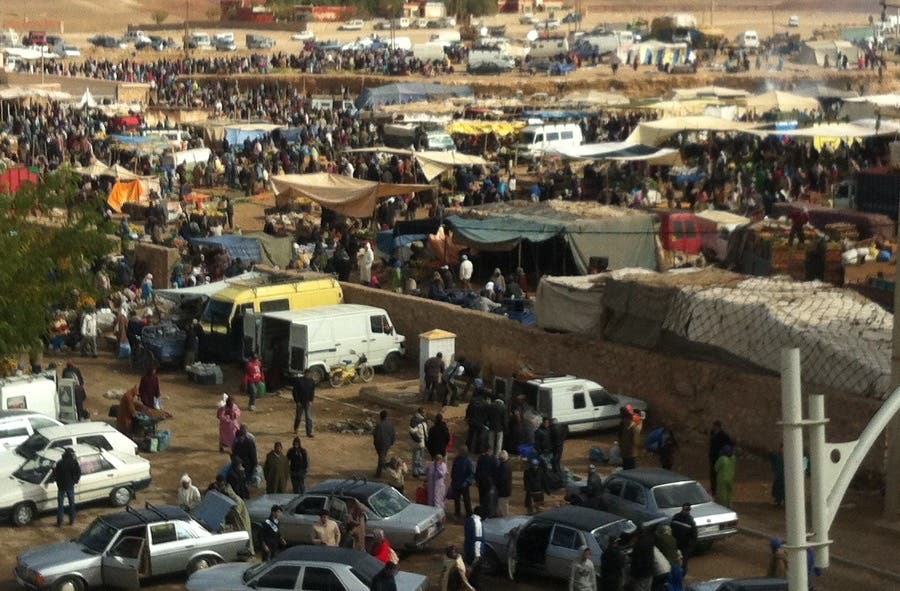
[189,235,263,263]
[355,82,473,110]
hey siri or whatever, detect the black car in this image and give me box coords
[90,35,120,48]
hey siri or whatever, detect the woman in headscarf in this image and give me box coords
[116,387,139,435]
[426,454,448,509]
[490,268,506,295]
[177,474,201,511]
[216,395,242,452]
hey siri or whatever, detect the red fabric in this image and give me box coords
[0,167,38,194]
[243,358,264,385]
[371,540,392,563]
[788,209,809,228]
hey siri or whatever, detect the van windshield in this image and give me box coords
[16,433,49,460]
[202,299,233,326]
[521,131,536,144]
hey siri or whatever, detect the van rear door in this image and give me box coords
[537,388,553,416]
[289,323,308,373]
[57,378,79,423]
[366,313,395,366]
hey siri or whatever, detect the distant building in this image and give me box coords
[220,0,275,22]
[497,0,563,14]
[294,5,357,22]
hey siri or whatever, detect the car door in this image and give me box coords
[620,481,654,524]
[365,314,393,366]
[545,524,586,580]
[601,478,626,515]
[147,521,187,575]
[589,390,621,429]
[513,519,553,575]
[300,566,348,591]
[282,495,329,544]
[75,453,116,503]
[250,564,303,590]
[101,536,145,589]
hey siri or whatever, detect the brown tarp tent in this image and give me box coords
[271,173,432,218]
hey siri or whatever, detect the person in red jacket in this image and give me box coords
[243,355,265,410]
[788,207,810,246]
[370,529,395,564]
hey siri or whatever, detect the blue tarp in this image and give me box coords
[189,235,263,263]
[110,135,154,144]
[376,230,427,254]
[355,82,473,110]
[224,127,272,146]
[446,215,565,247]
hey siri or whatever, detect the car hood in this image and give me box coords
[387,503,443,528]
[481,515,530,542]
[186,562,251,591]
[245,494,297,521]
[614,392,648,412]
[659,502,737,525]
[1,474,44,506]
[0,450,25,473]
[395,571,428,591]
[19,541,99,573]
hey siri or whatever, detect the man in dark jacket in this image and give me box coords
[426,414,451,460]
[629,526,656,591]
[259,505,286,561]
[474,449,498,518]
[494,450,513,516]
[449,446,475,518]
[465,394,489,454]
[523,458,548,515]
[423,353,445,402]
[370,561,398,591]
[600,536,626,591]
[53,448,81,526]
[373,410,396,478]
[709,420,733,496]
[487,399,506,457]
[671,503,698,575]
[227,456,250,499]
[232,425,258,481]
[534,417,552,460]
[549,418,566,474]
[292,369,316,437]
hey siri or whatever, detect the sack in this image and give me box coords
[652,547,671,577]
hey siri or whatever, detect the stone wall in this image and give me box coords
[341,283,884,474]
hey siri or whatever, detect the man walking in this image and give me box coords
[232,425,258,484]
[80,308,98,358]
[450,445,475,518]
[259,505,286,561]
[423,353,445,402]
[487,399,506,457]
[373,410,396,478]
[292,369,316,437]
[53,448,81,526]
[550,418,566,474]
[243,354,265,410]
[475,448,498,518]
[409,408,429,477]
[459,254,473,290]
[287,437,309,494]
[671,503,698,575]
[494,450,513,516]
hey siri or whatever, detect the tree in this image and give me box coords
[0,170,114,358]
[151,10,168,25]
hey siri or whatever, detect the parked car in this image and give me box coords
[136,35,167,51]
[479,505,636,582]
[246,34,275,49]
[246,478,444,550]
[788,15,799,27]
[339,19,365,31]
[89,35,121,48]
[187,546,427,591]
[14,496,251,591]
[688,578,788,591]
[1,444,151,526]
[291,30,315,41]
[538,19,561,29]
[215,38,237,51]
[519,15,537,25]
[0,411,61,450]
[562,12,583,23]
[0,421,138,475]
[598,469,738,546]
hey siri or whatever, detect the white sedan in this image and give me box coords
[1,443,151,526]
[291,30,315,41]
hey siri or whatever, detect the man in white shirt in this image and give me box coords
[459,255,473,290]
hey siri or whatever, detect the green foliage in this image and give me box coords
[0,170,114,356]
[151,11,168,25]
[452,0,497,19]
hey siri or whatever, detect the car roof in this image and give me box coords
[0,409,50,420]
[275,546,382,580]
[308,478,386,501]
[99,505,192,529]
[534,506,627,531]
[608,468,692,488]
[34,421,115,439]
[37,443,109,460]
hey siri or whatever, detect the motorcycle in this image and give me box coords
[328,351,375,387]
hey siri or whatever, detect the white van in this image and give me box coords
[413,42,447,62]
[737,30,760,50]
[529,37,569,59]
[187,32,212,49]
[493,374,648,434]
[430,30,462,46]
[0,373,79,424]
[244,304,406,382]
[517,123,584,156]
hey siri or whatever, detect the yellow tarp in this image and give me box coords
[446,120,525,137]
[271,173,433,218]
[106,180,145,213]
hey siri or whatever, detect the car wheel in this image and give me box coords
[359,365,375,383]
[480,548,501,575]
[53,577,85,591]
[307,366,325,384]
[11,502,34,526]
[188,555,222,574]
[329,371,345,388]
[110,486,133,507]
[382,352,401,374]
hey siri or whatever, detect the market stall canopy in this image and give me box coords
[557,90,631,107]
[641,99,724,118]
[446,120,525,137]
[745,90,822,113]
[415,151,493,181]
[355,82,473,110]
[548,142,682,165]
[224,123,282,145]
[271,173,433,218]
[753,121,900,139]
[73,161,113,177]
[343,146,414,155]
[189,235,263,263]
[377,100,464,115]
[108,134,172,155]
[839,93,900,119]
[106,179,147,212]
[626,116,761,146]
[671,86,750,100]
[79,89,98,108]
[106,164,142,180]
[156,272,262,301]
[0,85,72,101]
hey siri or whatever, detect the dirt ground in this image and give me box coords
[0,342,897,591]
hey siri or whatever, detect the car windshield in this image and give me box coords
[202,299,232,326]
[367,487,410,518]
[16,433,49,459]
[653,481,712,509]
[592,520,632,548]
[13,456,54,484]
[78,518,119,553]
[242,562,269,583]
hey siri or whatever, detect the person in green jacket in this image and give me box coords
[715,445,737,507]
[264,441,291,494]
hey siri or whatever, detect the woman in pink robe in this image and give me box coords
[426,454,448,509]
[216,396,241,452]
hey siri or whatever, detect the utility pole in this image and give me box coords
[781,349,809,591]
[884,215,900,518]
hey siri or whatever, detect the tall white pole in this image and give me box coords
[884,216,900,519]
[808,394,829,568]
[782,348,808,591]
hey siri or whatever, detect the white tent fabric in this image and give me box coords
[79,89,98,108]
[548,142,681,164]
[745,90,822,113]
[671,86,750,100]
[626,116,760,146]
[271,173,433,218]
[156,272,262,301]
[752,121,900,139]
[414,150,492,181]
